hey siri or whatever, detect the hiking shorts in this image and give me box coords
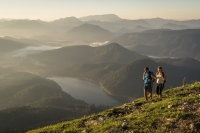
[144,86,152,93]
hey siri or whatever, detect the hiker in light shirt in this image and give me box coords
[156,66,166,100]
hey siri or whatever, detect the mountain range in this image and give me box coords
[80,14,121,22]
[144,17,200,28]
[160,23,188,30]
[1,14,200,43]
[65,23,114,43]
[113,25,151,36]
[29,42,145,65]
[111,29,200,60]
[39,57,200,102]
[0,14,200,132]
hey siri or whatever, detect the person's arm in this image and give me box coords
[142,73,144,80]
[162,72,166,81]
[164,74,166,80]
[151,72,157,80]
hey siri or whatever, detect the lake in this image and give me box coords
[49,77,121,106]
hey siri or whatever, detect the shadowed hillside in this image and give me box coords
[101,59,200,101]
[154,57,200,69]
[65,23,115,42]
[42,58,200,103]
[29,43,145,65]
[0,37,31,53]
[0,72,104,132]
[0,72,87,109]
[111,29,200,60]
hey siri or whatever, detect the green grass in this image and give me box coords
[27,82,200,133]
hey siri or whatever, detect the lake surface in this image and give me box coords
[49,77,121,106]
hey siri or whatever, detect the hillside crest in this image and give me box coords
[28,82,200,133]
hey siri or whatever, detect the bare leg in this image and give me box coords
[144,89,148,102]
[149,92,152,100]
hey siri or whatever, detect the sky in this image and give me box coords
[0,0,200,21]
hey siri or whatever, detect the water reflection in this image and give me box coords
[49,77,120,106]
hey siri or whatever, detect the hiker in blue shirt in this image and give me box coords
[142,67,156,102]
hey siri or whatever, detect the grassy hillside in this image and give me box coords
[28,82,200,133]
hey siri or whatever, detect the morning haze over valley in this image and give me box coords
[0,0,200,132]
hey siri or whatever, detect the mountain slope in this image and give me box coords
[65,23,114,42]
[113,26,151,36]
[0,72,102,132]
[42,58,200,103]
[111,29,200,60]
[0,20,46,29]
[85,19,153,32]
[51,17,83,26]
[29,42,145,65]
[48,17,83,31]
[0,37,31,53]
[154,57,200,69]
[144,17,200,28]
[0,72,87,109]
[101,59,200,101]
[0,19,49,36]
[46,62,125,83]
[28,82,200,133]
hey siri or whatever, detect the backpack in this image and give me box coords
[144,71,154,82]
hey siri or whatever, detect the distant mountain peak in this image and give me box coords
[103,42,122,48]
[80,14,121,22]
[66,23,114,42]
[53,17,82,22]
[71,23,104,30]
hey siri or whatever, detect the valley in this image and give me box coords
[0,12,200,132]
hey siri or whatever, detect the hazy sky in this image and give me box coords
[0,0,200,21]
